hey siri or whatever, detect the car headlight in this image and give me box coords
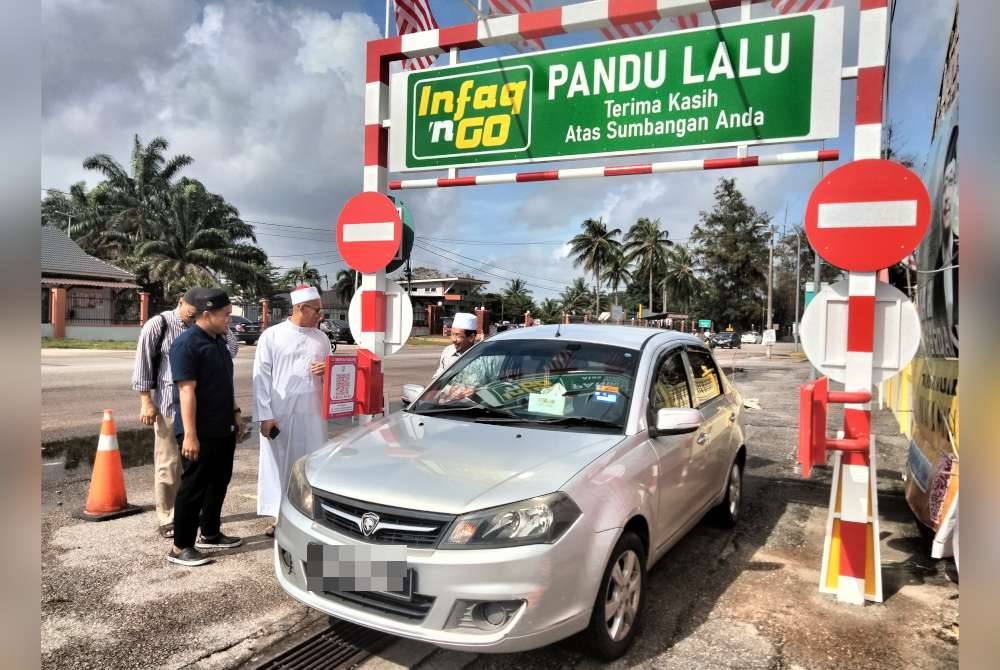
[440,493,581,549]
[287,456,314,519]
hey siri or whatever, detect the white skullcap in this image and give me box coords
[290,285,321,305]
[451,312,478,333]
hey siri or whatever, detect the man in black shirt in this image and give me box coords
[167,288,243,567]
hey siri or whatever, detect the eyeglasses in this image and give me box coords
[301,305,325,316]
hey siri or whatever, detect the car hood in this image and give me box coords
[305,411,624,515]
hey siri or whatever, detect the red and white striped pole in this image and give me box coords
[817,0,888,605]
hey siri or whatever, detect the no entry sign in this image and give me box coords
[805,159,931,272]
[336,192,402,273]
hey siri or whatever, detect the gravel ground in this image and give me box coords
[41,350,959,670]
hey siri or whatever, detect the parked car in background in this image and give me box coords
[321,319,354,344]
[229,315,261,345]
[741,332,760,344]
[711,332,741,349]
[275,325,747,660]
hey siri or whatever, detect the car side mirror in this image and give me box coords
[649,407,704,437]
[401,384,425,407]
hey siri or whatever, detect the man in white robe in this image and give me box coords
[253,285,332,533]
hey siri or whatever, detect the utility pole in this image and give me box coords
[794,230,802,352]
[766,224,774,360]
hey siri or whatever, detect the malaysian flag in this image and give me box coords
[770,0,834,13]
[395,0,440,70]
[489,0,545,52]
[671,14,700,30]
[602,12,701,40]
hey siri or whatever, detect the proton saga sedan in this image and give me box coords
[273,325,747,660]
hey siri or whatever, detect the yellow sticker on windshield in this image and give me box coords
[596,384,619,393]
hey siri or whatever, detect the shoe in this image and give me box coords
[195,533,243,549]
[166,547,212,567]
[158,523,174,539]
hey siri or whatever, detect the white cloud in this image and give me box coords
[184,4,224,46]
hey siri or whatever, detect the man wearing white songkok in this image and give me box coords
[253,284,331,535]
[433,312,480,379]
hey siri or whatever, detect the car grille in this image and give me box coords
[324,590,436,622]
[313,491,454,547]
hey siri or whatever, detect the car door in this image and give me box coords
[682,347,733,509]
[642,347,701,546]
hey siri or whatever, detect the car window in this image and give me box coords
[685,349,722,406]
[412,339,639,432]
[648,350,691,415]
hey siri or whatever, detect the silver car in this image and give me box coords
[274,325,746,660]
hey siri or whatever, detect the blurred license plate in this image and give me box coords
[306,544,411,597]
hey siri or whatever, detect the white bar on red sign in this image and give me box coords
[343,222,397,242]
[817,200,918,229]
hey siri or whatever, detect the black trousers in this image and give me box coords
[173,434,237,549]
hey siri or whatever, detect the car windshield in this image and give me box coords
[409,339,639,432]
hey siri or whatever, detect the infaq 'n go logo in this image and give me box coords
[411,65,532,160]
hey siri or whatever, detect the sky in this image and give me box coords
[41,0,957,301]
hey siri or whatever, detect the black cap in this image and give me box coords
[183,287,231,313]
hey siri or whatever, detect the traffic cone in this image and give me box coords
[79,409,143,521]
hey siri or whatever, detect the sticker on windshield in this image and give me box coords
[528,383,567,416]
[596,384,619,393]
[593,392,617,403]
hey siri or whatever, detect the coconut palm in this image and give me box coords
[82,134,193,244]
[623,217,673,313]
[334,269,359,304]
[601,247,632,308]
[134,181,265,299]
[568,217,622,316]
[535,298,563,324]
[502,278,533,318]
[661,245,701,313]
[560,277,592,316]
[282,262,323,289]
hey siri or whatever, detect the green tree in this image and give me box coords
[333,269,359,304]
[535,298,563,324]
[568,217,622,316]
[282,261,323,289]
[560,277,592,316]
[601,246,632,309]
[501,278,534,318]
[660,245,701,313]
[624,217,672,313]
[689,178,770,330]
[81,134,192,245]
[134,180,266,299]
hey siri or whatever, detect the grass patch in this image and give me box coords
[42,338,136,350]
[406,336,451,346]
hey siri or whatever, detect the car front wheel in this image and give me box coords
[585,531,646,661]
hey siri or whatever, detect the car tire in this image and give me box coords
[585,531,646,661]
[710,457,744,528]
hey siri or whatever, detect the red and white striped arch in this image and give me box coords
[816,0,889,606]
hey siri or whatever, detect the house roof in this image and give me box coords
[396,277,489,286]
[40,227,136,283]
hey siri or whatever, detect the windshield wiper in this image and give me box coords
[532,416,623,429]
[412,403,520,420]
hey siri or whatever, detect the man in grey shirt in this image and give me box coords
[132,293,240,538]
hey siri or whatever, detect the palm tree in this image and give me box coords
[623,217,672,313]
[535,298,563,324]
[82,134,193,244]
[568,217,622,316]
[334,269,358,304]
[282,261,323,289]
[661,245,701,313]
[601,247,632,308]
[134,181,265,299]
[502,278,533,318]
[560,278,592,316]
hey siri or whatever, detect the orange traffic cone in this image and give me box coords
[79,409,142,521]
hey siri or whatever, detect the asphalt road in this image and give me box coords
[41,344,444,443]
[40,344,958,670]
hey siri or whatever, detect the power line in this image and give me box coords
[412,241,563,294]
[418,239,566,290]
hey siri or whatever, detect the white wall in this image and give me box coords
[40,323,53,338]
[64,325,140,342]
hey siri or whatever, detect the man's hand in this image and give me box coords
[139,397,158,426]
[260,419,278,438]
[181,434,200,461]
[310,361,326,377]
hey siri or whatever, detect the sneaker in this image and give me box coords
[166,547,212,567]
[195,533,243,550]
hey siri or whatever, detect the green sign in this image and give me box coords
[698,319,712,328]
[390,10,842,172]
[385,195,414,273]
